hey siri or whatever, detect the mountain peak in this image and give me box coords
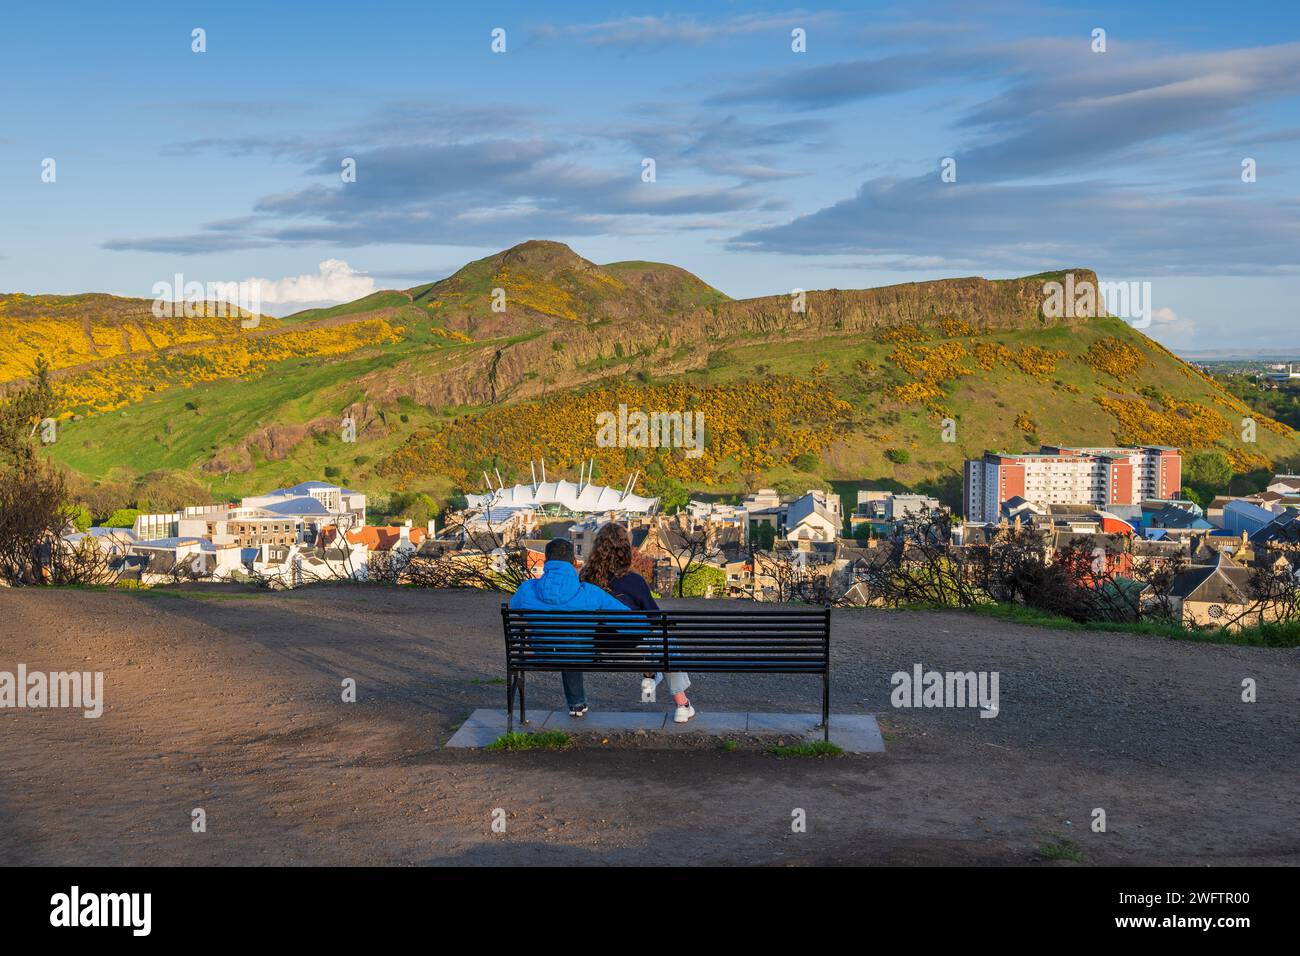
[495,239,597,275]
[401,239,727,337]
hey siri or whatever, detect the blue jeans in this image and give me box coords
[647,672,691,695]
[562,671,586,709]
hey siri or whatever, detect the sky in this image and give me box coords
[1,0,1298,352]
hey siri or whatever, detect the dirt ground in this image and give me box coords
[0,585,1296,866]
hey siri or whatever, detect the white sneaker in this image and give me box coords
[673,703,696,724]
[640,674,662,703]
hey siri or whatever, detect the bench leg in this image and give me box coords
[822,672,830,742]
[506,672,515,735]
[519,671,527,725]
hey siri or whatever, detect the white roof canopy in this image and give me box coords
[467,479,658,514]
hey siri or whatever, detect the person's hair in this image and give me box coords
[579,522,633,589]
[544,537,576,564]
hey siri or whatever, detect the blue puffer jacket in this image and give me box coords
[510,561,632,613]
[510,561,646,662]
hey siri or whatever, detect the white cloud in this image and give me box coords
[244,259,375,304]
[1145,305,1199,346]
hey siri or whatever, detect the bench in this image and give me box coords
[500,605,832,739]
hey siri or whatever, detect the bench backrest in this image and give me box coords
[502,606,830,673]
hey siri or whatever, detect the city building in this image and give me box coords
[1168,552,1262,629]
[242,481,366,526]
[964,446,1182,522]
[850,491,943,535]
[784,492,842,542]
[742,489,844,544]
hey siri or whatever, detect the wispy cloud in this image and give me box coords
[109,133,769,254]
[610,113,831,181]
[723,35,1300,276]
[530,11,838,49]
[730,176,1300,276]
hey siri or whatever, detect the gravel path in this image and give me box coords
[0,585,1295,865]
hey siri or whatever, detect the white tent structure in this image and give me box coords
[466,460,659,515]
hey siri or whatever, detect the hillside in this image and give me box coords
[4,241,1297,513]
[0,292,277,383]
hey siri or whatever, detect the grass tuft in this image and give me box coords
[768,740,844,758]
[486,730,571,751]
[1038,838,1085,862]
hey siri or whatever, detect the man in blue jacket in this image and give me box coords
[509,537,631,717]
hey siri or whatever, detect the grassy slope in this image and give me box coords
[49,324,480,501]
[282,291,414,323]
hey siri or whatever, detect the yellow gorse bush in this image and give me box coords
[1095,393,1228,447]
[887,341,970,402]
[378,377,852,489]
[1082,337,1146,379]
[0,302,274,383]
[1011,345,1067,380]
[55,319,400,415]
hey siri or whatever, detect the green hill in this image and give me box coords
[4,241,1296,513]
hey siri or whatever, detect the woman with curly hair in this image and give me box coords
[580,521,695,723]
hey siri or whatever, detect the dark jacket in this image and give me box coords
[608,571,659,612]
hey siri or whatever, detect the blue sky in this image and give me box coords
[1,0,1298,352]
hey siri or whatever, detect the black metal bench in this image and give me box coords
[500,605,832,738]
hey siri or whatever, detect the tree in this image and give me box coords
[387,491,440,526]
[756,547,844,604]
[70,476,134,523]
[1185,451,1233,492]
[135,470,211,513]
[652,477,689,513]
[680,563,726,597]
[656,517,716,597]
[0,356,55,466]
[860,513,1201,628]
[67,504,93,533]
[103,508,142,528]
[0,460,69,584]
[739,469,763,495]
[0,357,75,586]
[750,520,776,551]
[398,507,533,593]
